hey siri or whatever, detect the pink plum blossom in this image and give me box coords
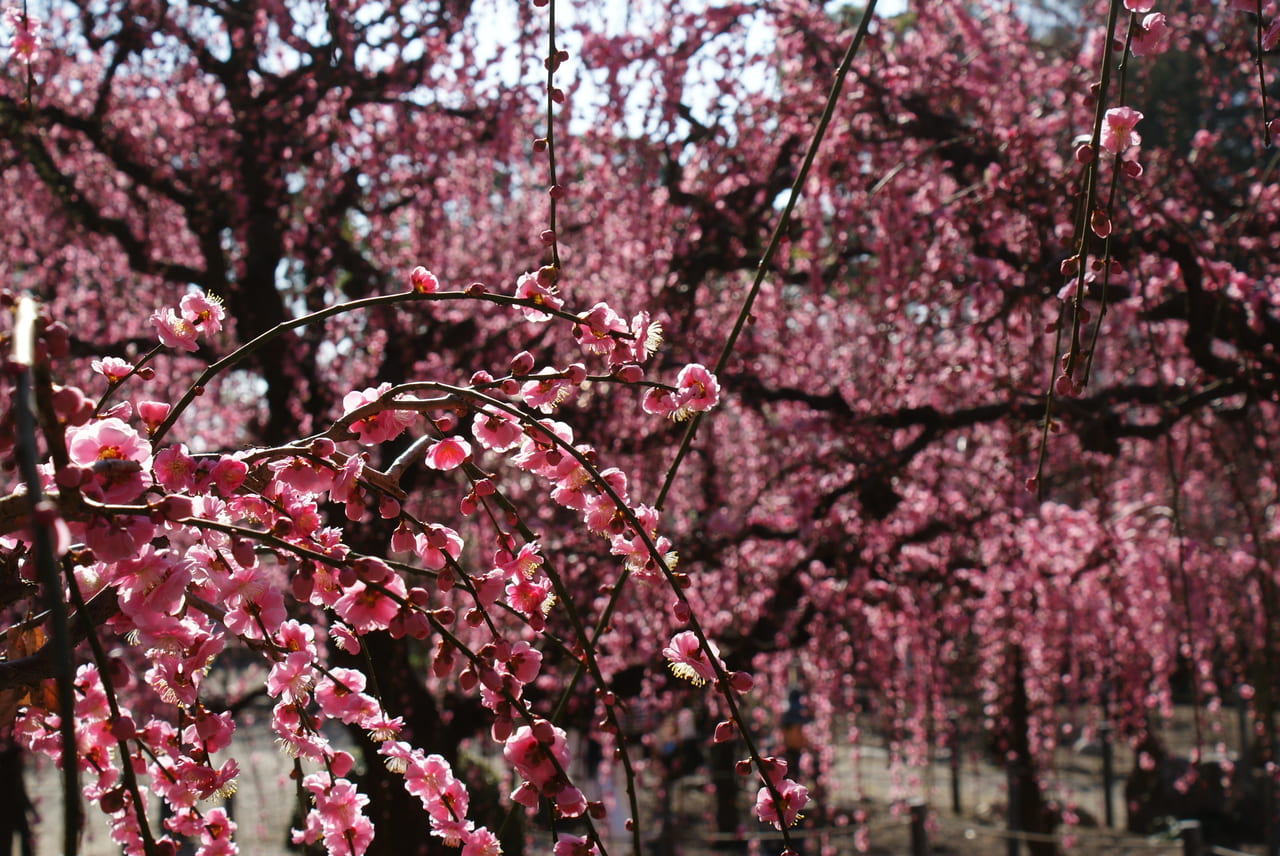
[180,291,225,333]
[663,630,723,686]
[90,356,134,383]
[1130,12,1168,57]
[152,307,200,351]
[414,525,464,569]
[425,436,472,470]
[473,409,523,452]
[67,417,153,502]
[410,265,440,293]
[514,270,564,321]
[4,8,40,60]
[343,383,415,445]
[754,778,809,829]
[1100,106,1143,155]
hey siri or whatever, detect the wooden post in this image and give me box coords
[909,800,928,856]
[1006,761,1021,856]
[1180,820,1202,856]
[1099,722,1114,829]
[949,716,962,816]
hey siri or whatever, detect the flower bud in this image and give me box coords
[614,364,644,383]
[410,266,440,294]
[510,351,536,376]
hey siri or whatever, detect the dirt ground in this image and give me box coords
[20,703,1273,855]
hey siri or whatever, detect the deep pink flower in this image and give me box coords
[609,311,663,366]
[554,834,596,856]
[506,575,555,626]
[273,455,334,494]
[314,668,380,725]
[1265,16,1280,52]
[410,265,440,294]
[504,722,571,793]
[209,456,248,495]
[497,541,543,579]
[414,525,463,570]
[462,827,502,856]
[1100,106,1143,155]
[504,640,542,684]
[521,370,576,412]
[642,387,679,418]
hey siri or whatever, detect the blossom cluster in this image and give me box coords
[3,276,747,856]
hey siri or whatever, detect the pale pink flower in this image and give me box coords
[663,630,723,686]
[67,417,153,502]
[154,444,197,492]
[514,271,563,322]
[1123,0,1152,11]
[462,827,502,856]
[1100,106,1143,155]
[521,370,575,412]
[334,576,406,634]
[4,8,41,60]
[575,302,628,356]
[473,409,523,452]
[152,307,200,352]
[90,356,134,383]
[754,778,809,829]
[425,436,471,470]
[343,383,414,445]
[180,291,225,334]
[1131,12,1169,57]
[672,363,720,419]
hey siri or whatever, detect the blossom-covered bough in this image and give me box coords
[0,277,745,856]
[7,0,1280,853]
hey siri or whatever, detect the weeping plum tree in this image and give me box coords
[2,0,1280,854]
